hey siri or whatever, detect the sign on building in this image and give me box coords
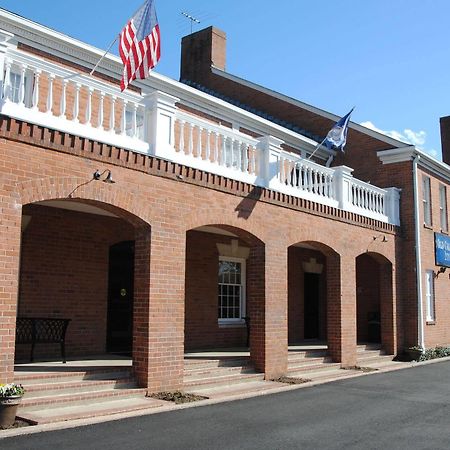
[435,233,450,268]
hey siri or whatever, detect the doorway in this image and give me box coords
[107,240,135,354]
[304,273,320,339]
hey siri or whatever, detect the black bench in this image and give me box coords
[15,317,71,363]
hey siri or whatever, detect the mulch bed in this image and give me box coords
[272,376,312,385]
[342,366,379,373]
[147,391,208,404]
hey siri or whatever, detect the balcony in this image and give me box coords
[0,41,400,226]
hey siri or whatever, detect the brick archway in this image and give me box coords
[356,252,396,355]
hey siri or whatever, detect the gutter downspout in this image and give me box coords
[413,153,425,349]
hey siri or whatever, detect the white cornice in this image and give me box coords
[211,67,409,149]
[378,146,450,183]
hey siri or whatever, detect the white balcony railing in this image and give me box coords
[0,43,400,226]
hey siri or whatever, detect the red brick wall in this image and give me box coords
[16,204,134,361]
[185,230,247,350]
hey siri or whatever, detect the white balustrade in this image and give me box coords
[0,50,400,226]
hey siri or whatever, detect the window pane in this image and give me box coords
[218,259,244,320]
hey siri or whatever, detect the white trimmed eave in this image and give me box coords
[212,67,409,150]
[0,8,329,159]
[378,146,450,183]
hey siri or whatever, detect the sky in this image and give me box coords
[2,0,449,159]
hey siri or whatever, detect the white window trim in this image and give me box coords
[439,184,448,233]
[425,270,435,323]
[218,256,246,325]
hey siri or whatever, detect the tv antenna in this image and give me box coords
[181,11,201,34]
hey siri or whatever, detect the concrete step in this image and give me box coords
[287,361,341,376]
[21,387,147,409]
[184,371,264,390]
[287,350,328,361]
[357,354,394,366]
[184,364,253,377]
[189,380,283,398]
[18,396,165,425]
[184,357,250,369]
[357,344,382,352]
[287,356,333,369]
[15,367,132,385]
[23,378,137,398]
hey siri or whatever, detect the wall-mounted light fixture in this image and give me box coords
[434,266,447,279]
[93,169,115,184]
[68,169,116,198]
[366,234,388,253]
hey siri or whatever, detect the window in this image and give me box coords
[125,110,144,139]
[425,270,435,322]
[439,184,448,233]
[423,176,432,226]
[9,70,32,106]
[218,258,246,322]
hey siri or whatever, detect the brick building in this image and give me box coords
[0,9,448,398]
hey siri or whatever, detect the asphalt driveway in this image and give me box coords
[3,360,450,449]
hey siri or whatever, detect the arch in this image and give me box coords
[356,251,395,354]
[17,176,152,229]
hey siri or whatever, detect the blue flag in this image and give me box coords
[325,108,354,151]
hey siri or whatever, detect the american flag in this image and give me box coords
[119,0,161,91]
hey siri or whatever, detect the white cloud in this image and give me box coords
[360,121,438,158]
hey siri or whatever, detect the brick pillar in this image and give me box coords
[248,242,287,379]
[132,225,186,392]
[380,262,396,355]
[327,254,357,367]
[0,198,22,382]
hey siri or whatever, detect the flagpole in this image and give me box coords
[307,137,327,161]
[89,35,119,77]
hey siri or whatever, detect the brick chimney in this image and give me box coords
[180,26,226,84]
[440,116,450,165]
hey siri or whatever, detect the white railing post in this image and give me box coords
[3,57,11,102]
[145,90,179,159]
[109,95,116,133]
[73,83,81,123]
[385,187,401,226]
[85,87,93,125]
[256,135,284,189]
[18,64,27,106]
[31,69,41,111]
[333,166,354,211]
[97,92,105,129]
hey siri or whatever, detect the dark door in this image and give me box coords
[304,273,320,339]
[107,241,134,354]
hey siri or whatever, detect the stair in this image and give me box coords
[15,365,164,425]
[356,343,396,369]
[184,356,266,397]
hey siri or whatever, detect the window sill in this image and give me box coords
[218,320,246,328]
[423,224,434,230]
[426,321,436,326]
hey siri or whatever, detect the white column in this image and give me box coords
[385,187,401,226]
[97,92,105,129]
[187,122,194,156]
[205,129,211,161]
[145,90,179,159]
[333,166,354,211]
[196,126,202,158]
[3,58,12,101]
[18,64,27,106]
[256,135,285,189]
[85,87,93,125]
[73,83,81,122]
[109,95,116,133]
[59,79,68,118]
[120,99,128,135]
[31,69,41,111]
[46,74,55,114]
[178,120,185,153]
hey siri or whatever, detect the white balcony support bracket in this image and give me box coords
[257,135,284,188]
[333,166,354,210]
[385,187,401,226]
[145,90,179,160]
